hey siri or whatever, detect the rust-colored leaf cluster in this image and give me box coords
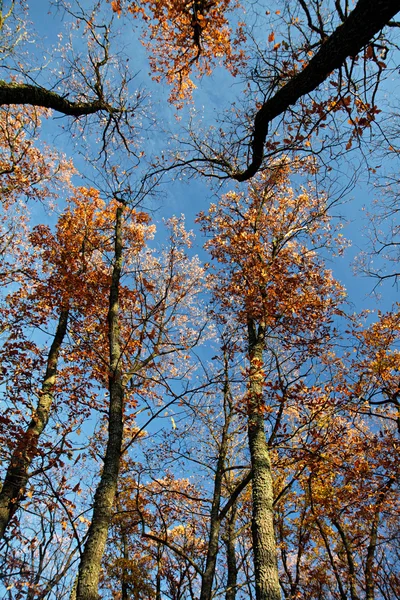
[110,0,246,107]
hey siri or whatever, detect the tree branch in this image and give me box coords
[141,532,203,576]
[234,0,400,181]
[0,80,110,116]
[218,470,252,522]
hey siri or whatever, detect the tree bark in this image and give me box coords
[0,308,69,539]
[224,504,238,600]
[121,524,129,600]
[0,80,109,116]
[156,544,162,600]
[365,510,379,600]
[75,205,125,600]
[200,349,233,600]
[234,0,400,181]
[247,318,281,600]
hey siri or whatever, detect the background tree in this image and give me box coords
[199,157,346,599]
[71,196,208,599]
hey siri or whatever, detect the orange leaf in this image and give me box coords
[111,0,122,15]
[268,31,275,43]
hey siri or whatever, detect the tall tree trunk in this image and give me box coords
[121,524,129,600]
[365,478,393,600]
[365,511,379,600]
[199,436,225,600]
[200,348,232,600]
[247,318,281,600]
[75,205,125,600]
[156,544,162,600]
[332,519,360,600]
[0,308,69,539]
[224,504,238,600]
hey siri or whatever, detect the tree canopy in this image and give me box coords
[0,2,399,599]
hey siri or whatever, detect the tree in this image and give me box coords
[273,355,399,600]
[198,157,345,599]
[231,0,400,180]
[0,177,210,596]
[0,308,69,539]
[111,0,246,108]
[339,306,400,436]
[71,198,208,599]
[0,105,75,538]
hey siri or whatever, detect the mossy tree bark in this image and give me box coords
[224,504,238,600]
[0,80,110,116]
[75,205,125,600]
[247,318,281,600]
[0,308,69,539]
[200,348,234,600]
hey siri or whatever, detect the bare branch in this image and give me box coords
[0,80,110,116]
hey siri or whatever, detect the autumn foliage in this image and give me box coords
[111,0,246,106]
[1,2,400,599]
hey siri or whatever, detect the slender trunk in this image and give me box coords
[365,479,393,600]
[315,517,347,600]
[76,205,125,600]
[308,478,347,600]
[224,504,238,600]
[332,519,360,600]
[247,318,280,600]
[156,544,162,600]
[200,350,232,600]
[199,441,225,600]
[121,524,129,600]
[365,511,379,600]
[0,308,69,539]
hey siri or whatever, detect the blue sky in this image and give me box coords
[21,1,400,317]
